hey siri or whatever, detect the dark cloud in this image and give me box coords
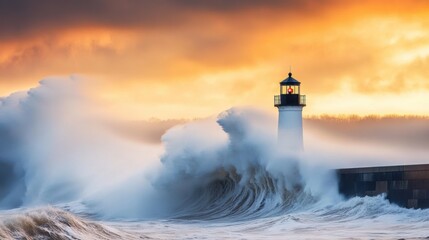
[0,0,330,40]
[170,0,321,12]
[0,0,154,39]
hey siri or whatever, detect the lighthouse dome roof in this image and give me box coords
[280,72,301,86]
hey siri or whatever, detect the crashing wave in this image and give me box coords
[169,167,317,220]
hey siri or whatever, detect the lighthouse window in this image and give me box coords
[291,86,299,94]
[280,85,299,94]
[282,85,299,94]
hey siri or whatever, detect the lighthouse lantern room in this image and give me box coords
[274,72,306,151]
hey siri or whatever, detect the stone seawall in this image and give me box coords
[337,164,429,208]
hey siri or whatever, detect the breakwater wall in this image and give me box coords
[337,164,429,208]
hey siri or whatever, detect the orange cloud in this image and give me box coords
[0,0,428,119]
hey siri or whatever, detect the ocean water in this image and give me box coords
[1,78,429,239]
[1,191,429,239]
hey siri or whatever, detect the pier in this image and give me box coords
[337,164,429,208]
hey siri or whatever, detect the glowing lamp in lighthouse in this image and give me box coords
[274,72,306,151]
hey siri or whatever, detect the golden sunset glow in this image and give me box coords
[1,1,428,119]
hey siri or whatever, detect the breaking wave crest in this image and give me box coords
[0,208,136,240]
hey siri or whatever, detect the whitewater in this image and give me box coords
[0,77,429,239]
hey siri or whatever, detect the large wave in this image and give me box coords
[137,108,333,220]
[0,77,162,213]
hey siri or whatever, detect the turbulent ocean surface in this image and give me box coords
[1,78,429,239]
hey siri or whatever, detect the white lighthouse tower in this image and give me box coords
[274,72,306,151]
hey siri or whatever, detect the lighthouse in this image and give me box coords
[274,72,306,151]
